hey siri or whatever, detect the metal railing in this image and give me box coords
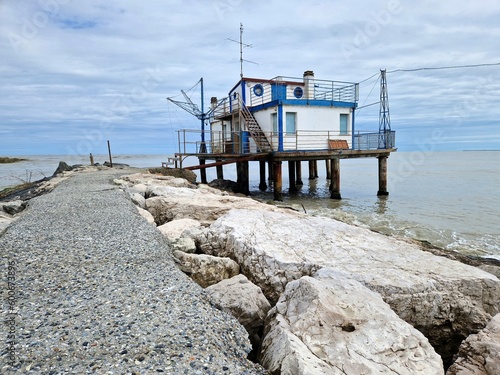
[353,131,396,150]
[212,78,359,119]
[177,129,385,154]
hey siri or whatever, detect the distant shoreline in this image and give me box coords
[0,156,28,163]
[462,149,500,152]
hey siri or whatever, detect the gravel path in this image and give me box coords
[1,168,267,374]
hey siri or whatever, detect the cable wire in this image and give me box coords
[387,62,500,74]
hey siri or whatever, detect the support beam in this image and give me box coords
[325,159,331,179]
[268,161,274,183]
[308,160,315,180]
[330,158,341,199]
[273,161,283,201]
[288,161,297,193]
[216,160,224,180]
[259,160,268,191]
[236,161,250,195]
[377,156,389,196]
[314,160,319,178]
[199,159,207,184]
[295,161,303,186]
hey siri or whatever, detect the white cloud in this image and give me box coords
[1,0,499,155]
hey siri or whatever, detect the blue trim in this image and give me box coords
[241,80,246,104]
[272,84,287,100]
[351,108,355,149]
[248,99,357,113]
[278,105,284,151]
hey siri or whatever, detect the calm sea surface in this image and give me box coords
[1,151,499,260]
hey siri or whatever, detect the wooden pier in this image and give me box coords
[178,148,396,201]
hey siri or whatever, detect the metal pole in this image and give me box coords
[107,140,113,168]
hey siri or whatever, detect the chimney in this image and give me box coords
[210,96,218,110]
[303,70,314,99]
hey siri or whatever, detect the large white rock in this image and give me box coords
[206,274,271,344]
[446,313,500,375]
[173,251,240,288]
[0,210,14,235]
[197,209,500,363]
[144,186,284,226]
[136,206,156,225]
[2,199,26,215]
[157,218,201,239]
[260,271,444,374]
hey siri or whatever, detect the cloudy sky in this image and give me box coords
[1,0,499,156]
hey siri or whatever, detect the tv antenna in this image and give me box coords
[227,23,258,78]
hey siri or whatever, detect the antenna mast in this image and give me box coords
[378,69,392,149]
[239,23,243,79]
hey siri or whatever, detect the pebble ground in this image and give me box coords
[1,168,267,374]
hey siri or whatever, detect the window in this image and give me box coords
[253,84,264,97]
[286,112,296,134]
[293,87,303,99]
[271,113,278,134]
[340,114,348,135]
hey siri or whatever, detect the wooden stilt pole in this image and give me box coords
[325,159,331,179]
[199,159,207,184]
[288,161,297,193]
[314,160,319,178]
[259,160,268,191]
[268,161,273,184]
[377,156,389,196]
[330,158,341,199]
[296,161,303,186]
[273,161,283,201]
[236,161,250,195]
[216,160,224,180]
[308,160,315,179]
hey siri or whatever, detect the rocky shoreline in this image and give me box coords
[2,165,500,374]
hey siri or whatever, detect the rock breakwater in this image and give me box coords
[116,171,500,374]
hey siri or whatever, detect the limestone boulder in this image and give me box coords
[157,218,201,239]
[173,251,239,288]
[136,206,156,225]
[259,271,444,374]
[129,192,146,209]
[170,237,197,254]
[446,313,500,375]
[0,210,14,235]
[144,186,284,226]
[206,274,271,344]
[2,200,26,215]
[196,209,500,365]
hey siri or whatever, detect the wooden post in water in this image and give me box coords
[199,158,207,184]
[377,156,389,196]
[308,160,315,179]
[330,158,341,199]
[259,160,268,191]
[216,160,224,180]
[236,161,250,195]
[107,140,113,168]
[288,161,297,193]
[268,161,273,184]
[273,161,283,201]
[314,160,319,178]
[296,161,303,186]
[325,159,331,179]
[89,153,94,166]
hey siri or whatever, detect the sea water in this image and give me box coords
[1,151,499,260]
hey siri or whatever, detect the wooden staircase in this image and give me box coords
[239,100,273,152]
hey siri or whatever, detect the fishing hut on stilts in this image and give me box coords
[167,27,395,200]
